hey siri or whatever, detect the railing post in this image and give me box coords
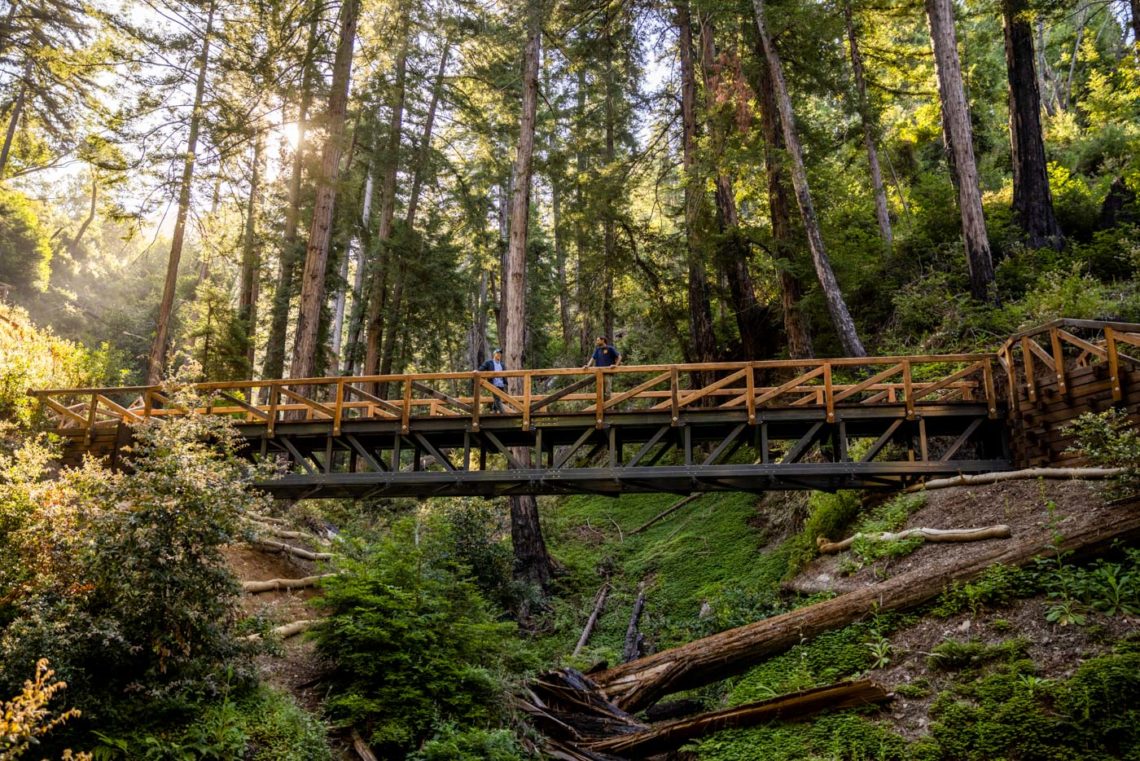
[523,372,532,430]
[669,366,680,425]
[471,373,481,432]
[983,357,998,418]
[1049,327,1067,395]
[85,392,98,445]
[401,378,413,434]
[746,365,756,425]
[267,385,278,438]
[1020,336,1037,403]
[1106,327,1122,401]
[902,360,915,420]
[595,370,604,429]
[823,362,835,424]
[333,379,344,436]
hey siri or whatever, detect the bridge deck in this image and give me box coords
[29,320,1140,499]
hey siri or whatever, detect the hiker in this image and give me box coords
[583,336,622,395]
[478,348,507,413]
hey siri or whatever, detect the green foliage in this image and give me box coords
[409,724,526,761]
[694,711,908,761]
[926,638,1030,671]
[0,381,266,748]
[89,685,331,761]
[915,647,1140,760]
[844,494,927,569]
[0,305,123,427]
[0,189,53,293]
[783,491,863,576]
[314,517,521,757]
[1065,409,1140,494]
[930,565,1037,617]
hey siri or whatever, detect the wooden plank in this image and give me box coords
[278,387,335,418]
[345,384,403,417]
[832,363,903,404]
[480,379,522,414]
[42,397,89,427]
[1049,328,1067,395]
[823,363,834,423]
[1026,337,1056,371]
[982,357,997,418]
[411,381,473,414]
[401,379,413,433]
[661,367,748,411]
[1021,336,1038,402]
[910,361,983,404]
[860,418,904,463]
[745,366,756,424]
[591,372,670,411]
[902,361,915,419]
[532,375,595,413]
[595,371,605,429]
[523,375,532,430]
[754,365,826,407]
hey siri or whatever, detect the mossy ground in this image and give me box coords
[533,483,1140,760]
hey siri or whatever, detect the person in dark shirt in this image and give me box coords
[478,348,507,412]
[583,337,622,395]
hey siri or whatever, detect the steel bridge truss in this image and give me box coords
[251,404,1008,499]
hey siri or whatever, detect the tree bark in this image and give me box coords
[147,0,217,384]
[342,163,375,376]
[288,0,360,380]
[1002,0,1062,250]
[750,28,814,360]
[925,0,996,302]
[574,69,592,357]
[678,0,718,368]
[405,39,450,231]
[363,15,410,380]
[504,3,552,593]
[237,131,264,374]
[844,0,893,250]
[66,174,98,260]
[593,496,1140,711]
[698,14,775,360]
[262,11,320,384]
[752,0,866,357]
[0,59,29,179]
[1131,0,1140,54]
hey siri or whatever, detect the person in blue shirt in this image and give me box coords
[584,336,622,369]
[583,337,622,395]
[478,348,507,412]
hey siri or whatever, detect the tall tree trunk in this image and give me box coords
[505,4,552,594]
[467,268,489,368]
[1003,0,1062,249]
[844,0,893,250]
[147,0,217,384]
[342,162,375,375]
[1064,0,1088,109]
[237,131,264,374]
[1131,0,1140,53]
[749,27,814,360]
[698,14,775,360]
[288,0,360,380]
[0,59,29,179]
[329,240,350,365]
[552,172,573,349]
[677,0,718,367]
[574,69,592,357]
[925,0,996,302]
[405,39,449,230]
[363,15,410,379]
[752,0,866,357]
[1035,19,1059,116]
[262,11,320,384]
[66,175,98,260]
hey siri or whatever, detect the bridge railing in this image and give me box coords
[29,353,999,440]
[995,319,1140,408]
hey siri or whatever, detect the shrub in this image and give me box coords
[1065,409,1140,495]
[315,517,522,757]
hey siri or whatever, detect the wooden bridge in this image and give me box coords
[29,320,1140,500]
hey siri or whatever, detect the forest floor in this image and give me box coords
[222,476,1137,759]
[220,542,351,758]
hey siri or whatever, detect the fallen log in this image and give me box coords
[250,539,332,562]
[593,496,1140,712]
[817,525,1011,554]
[243,618,324,642]
[584,680,890,757]
[629,494,702,535]
[573,583,611,657]
[905,467,1126,493]
[242,573,337,594]
[351,729,378,761]
[249,521,330,545]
